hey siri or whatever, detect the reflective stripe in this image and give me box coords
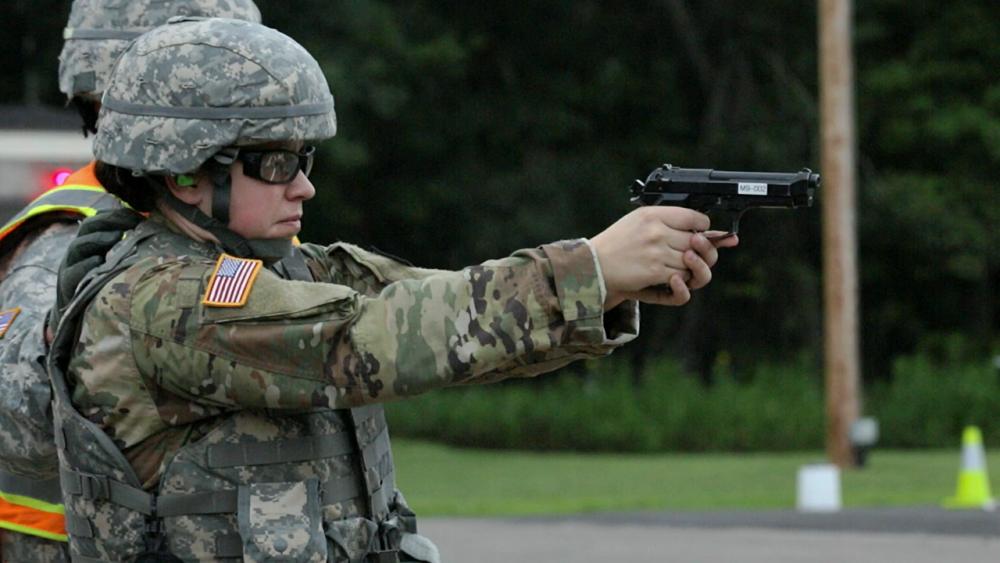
[0,493,67,541]
[102,96,335,120]
[0,470,62,505]
[0,185,119,244]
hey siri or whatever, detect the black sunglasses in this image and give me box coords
[237,145,315,184]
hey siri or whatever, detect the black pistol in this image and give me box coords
[630,164,820,236]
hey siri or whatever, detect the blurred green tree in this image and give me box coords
[3,0,996,383]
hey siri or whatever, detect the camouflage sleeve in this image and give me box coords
[298,240,640,382]
[120,239,638,410]
[297,242,446,291]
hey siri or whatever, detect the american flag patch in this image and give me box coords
[202,254,263,307]
[0,308,20,338]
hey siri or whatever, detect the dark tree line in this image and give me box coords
[3,0,997,383]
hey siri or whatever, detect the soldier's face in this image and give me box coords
[226,143,317,240]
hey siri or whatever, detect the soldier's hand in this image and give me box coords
[54,209,143,322]
[590,207,737,309]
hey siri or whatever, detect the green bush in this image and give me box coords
[870,353,1000,447]
[386,349,1000,452]
[386,358,826,452]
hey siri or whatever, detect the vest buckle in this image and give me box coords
[78,473,110,501]
[145,519,162,536]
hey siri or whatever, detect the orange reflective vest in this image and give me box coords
[0,161,118,542]
[0,474,66,541]
[0,162,116,245]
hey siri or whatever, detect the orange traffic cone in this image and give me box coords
[943,426,996,510]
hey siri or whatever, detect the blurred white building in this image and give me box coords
[0,105,93,223]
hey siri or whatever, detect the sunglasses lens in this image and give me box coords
[258,151,300,183]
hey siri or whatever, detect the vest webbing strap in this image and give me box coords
[352,405,394,523]
[361,426,392,489]
[63,512,92,538]
[273,247,314,282]
[65,513,247,561]
[352,403,383,425]
[0,185,116,243]
[206,431,356,468]
[204,405,389,468]
[156,473,367,517]
[200,413,395,513]
[214,534,243,558]
[60,469,154,516]
[0,470,62,505]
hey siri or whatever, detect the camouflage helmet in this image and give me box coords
[93,17,337,175]
[58,0,262,101]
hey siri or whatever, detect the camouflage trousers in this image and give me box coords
[0,530,70,563]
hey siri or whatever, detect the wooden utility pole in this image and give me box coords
[819,0,860,468]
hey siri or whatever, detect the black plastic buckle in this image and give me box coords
[78,474,110,501]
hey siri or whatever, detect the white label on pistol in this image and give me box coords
[738,182,768,196]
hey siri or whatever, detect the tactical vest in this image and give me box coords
[0,163,120,543]
[49,220,421,562]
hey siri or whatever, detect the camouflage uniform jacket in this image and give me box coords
[0,223,77,563]
[70,214,638,486]
[0,223,77,479]
[0,162,120,561]
[60,213,637,561]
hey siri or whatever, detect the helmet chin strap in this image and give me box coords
[163,149,292,263]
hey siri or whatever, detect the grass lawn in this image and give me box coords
[392,439,1000,516]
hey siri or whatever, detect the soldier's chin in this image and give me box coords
[271,220,302,238]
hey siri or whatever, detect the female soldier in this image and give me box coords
[48,17,735,563]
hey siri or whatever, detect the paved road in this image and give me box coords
[420,508,1000,562]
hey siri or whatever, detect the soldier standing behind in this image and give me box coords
[48,17,737,563]
[0,2,262,561]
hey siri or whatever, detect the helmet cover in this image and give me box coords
[93,17,337,175]
[58,0,263,100]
